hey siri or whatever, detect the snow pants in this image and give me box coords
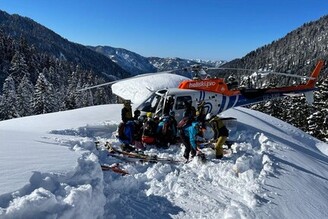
[215,136,227,159]
[181,135,196,160]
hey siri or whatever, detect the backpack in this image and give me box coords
[118,121,134,144]
[177,116,193,130]
[118,122,127,140]
[143,120,156,137]
[160,117,172,136]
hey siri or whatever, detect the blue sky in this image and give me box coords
[0,0,327,60]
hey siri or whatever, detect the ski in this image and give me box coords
[100,163,129,175]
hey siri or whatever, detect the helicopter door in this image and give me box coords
[174,95,193,122]
[155,94,166,117]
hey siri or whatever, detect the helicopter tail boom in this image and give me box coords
[305,60,324,88]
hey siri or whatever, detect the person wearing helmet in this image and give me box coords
[206,112,229,159]
[142,112,158,145]
[133,109,141,120]
[121,100,133,123]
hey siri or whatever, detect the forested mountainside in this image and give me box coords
[223,15,328,78]
[0,10,129,80]
[221,15,328,142]
[0,30,116,120]
[0,10,129,120]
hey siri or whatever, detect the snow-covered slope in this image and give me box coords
[0,105,328,219]
[1,73,328,219]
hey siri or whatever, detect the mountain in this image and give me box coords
[88,46,157,75]
[148,57,207,72]
[89,45,227,74]
[0,10,129,79]
[220,15,328,143]
[222,15,328,78]
[0,10,133,121]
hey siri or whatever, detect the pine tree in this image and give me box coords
[0,75,19,119]
[32,72,56,115]
[64,71,79,109]
[16,74,34,117]
[9,51,29,83]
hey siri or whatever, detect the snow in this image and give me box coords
[111,72,188,104]
[1,74,328,219]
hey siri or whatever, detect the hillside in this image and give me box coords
[220,15,328,142]
[0,10,129,79]
[223,15,328,78]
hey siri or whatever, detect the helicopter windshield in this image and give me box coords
[136,89,166,113]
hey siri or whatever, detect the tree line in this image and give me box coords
[0,30,114,120]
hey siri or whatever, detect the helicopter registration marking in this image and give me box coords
[188,81,216,88]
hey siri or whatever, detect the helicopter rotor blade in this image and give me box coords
[77,81,117,92]
[77,70,187,92]
[206,67,314,80]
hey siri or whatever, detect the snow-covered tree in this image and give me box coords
[9,51,29,82]
[16,74,34,117]
[0,75,19,119]
[32,72,56,115]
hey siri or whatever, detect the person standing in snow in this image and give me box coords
[205,112,229,159]
[133,109,141,120]
[180,121,204,161]
[196,100,206,128]
[121,100,133,123]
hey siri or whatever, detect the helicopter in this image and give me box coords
[79,60,324,123]
[133,60,324,122]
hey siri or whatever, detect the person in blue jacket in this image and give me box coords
[181,121,203,161]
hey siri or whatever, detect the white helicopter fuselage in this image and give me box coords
[136,88,233,122]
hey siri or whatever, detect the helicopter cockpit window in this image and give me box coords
[175,96,192,110]
[136,93,161,113]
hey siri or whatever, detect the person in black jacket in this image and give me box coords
[121,100,133,123]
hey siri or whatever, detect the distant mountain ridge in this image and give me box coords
[88,46,157,75]
[88,45,227,74]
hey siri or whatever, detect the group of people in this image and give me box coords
[118,100,178,152]
[118,99,229,161]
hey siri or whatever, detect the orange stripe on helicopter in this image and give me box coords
[178,78,240,96]
[178,60,324,95]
